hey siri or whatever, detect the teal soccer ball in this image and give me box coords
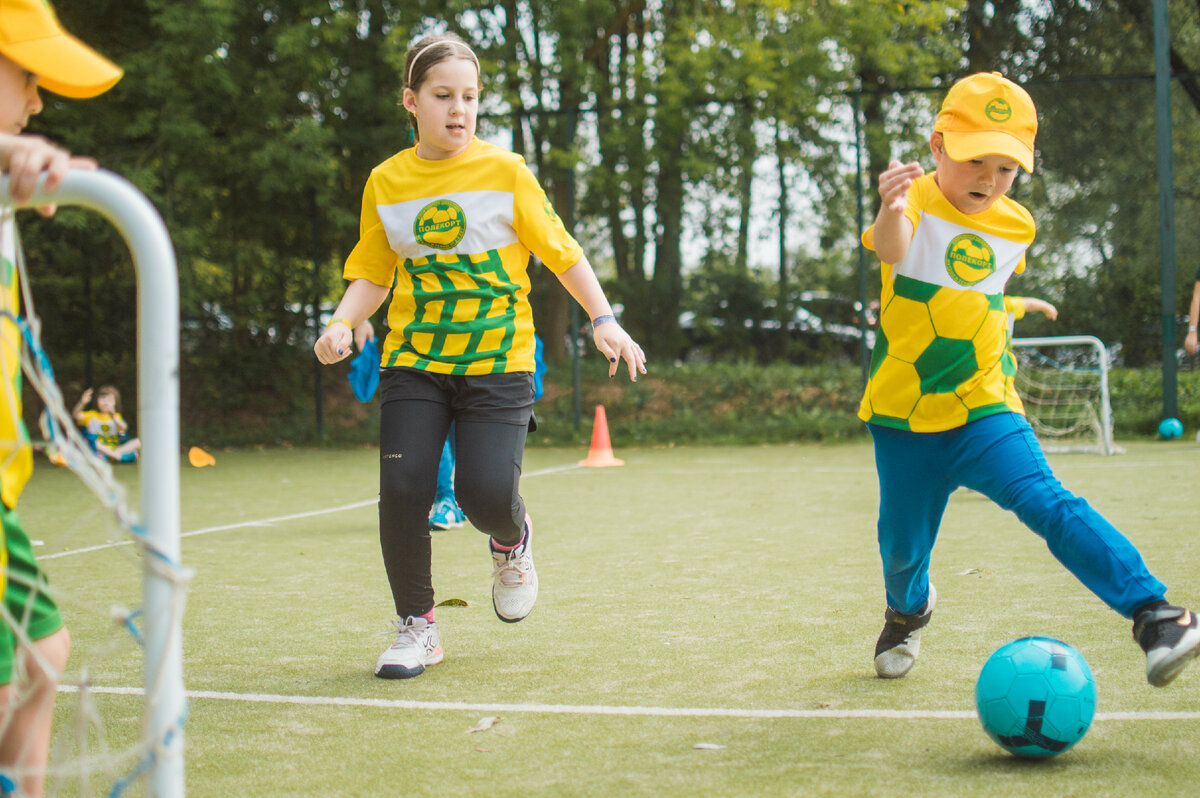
[1158,418,1184,439]
[975,636,1096,759]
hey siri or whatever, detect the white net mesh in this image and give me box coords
[1012,336,1118,455]
[1,212,188,797]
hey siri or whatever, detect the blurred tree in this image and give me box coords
[24,0,414,430]
[1021,0,1200,364]
[15,0,1200,441]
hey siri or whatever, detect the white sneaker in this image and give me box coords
[873,583,937,679]
[375,616,443,679]
[491,517,538,623]
[1134,602,1200,687]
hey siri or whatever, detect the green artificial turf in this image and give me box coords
[19,440,1200,796]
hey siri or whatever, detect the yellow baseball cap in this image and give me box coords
[935,72,1037,173]
[0,0,122,98]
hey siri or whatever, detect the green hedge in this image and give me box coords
[181,360,1200,448]
[530,361,865,447]
[1109,368,1200,437]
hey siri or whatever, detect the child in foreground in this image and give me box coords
[315,33,645,680]
[860,72,1198,686]
[0,2,123,794]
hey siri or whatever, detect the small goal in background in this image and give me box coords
[1011,335,1120,456]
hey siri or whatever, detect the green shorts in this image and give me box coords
[1,504,64,684]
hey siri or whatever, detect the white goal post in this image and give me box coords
[12,170,185,797]
[1011,335,1118,456]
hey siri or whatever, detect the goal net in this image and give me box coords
[1011,335,1118,455]
[1,171,185,797]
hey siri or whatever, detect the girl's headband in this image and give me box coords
[406,40,480,88]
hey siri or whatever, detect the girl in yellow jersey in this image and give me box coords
[315,33,645,680]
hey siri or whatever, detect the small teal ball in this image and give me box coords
[1158,418,1184,439]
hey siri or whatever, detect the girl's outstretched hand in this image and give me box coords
[593,320,647,381]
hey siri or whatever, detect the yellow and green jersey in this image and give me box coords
[78,410,125,449]
[344,137,583,375]
[1004,295,1027,336]
[0,211,32,512]
[859,174,1036,432]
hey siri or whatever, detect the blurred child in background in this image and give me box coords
[72,385,140,463]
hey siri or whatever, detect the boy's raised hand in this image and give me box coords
[878,159,924,214]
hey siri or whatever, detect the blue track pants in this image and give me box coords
[868,412,1165,618]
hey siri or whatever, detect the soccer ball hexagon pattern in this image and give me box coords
[866,274,1016,426]
[975,636,1096,759]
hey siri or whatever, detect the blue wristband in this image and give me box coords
[591,314,616,329]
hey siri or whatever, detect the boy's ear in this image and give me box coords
[929,132,944,159]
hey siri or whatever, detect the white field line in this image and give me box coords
[55,685,1200,722]
[41,462,582,560]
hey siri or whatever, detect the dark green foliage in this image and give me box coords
[1109,367,1200,437]
[12,1,1200,447]
[531,360,869,447]
[179,359,1200,448]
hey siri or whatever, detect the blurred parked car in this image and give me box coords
[678,293,876,363]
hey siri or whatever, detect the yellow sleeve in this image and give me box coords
[862,183,923,253]
[511,163,583,274]
[343,175,399,287]
[1004,296,1027,320]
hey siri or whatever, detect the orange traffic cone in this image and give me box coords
[578,405,624,467]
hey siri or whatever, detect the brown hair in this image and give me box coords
[97,384,121,408]
[402,33,480,141]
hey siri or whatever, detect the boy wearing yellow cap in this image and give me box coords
[0,1,122,795]
[862,72,1199,686]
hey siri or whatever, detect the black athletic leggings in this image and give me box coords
[377,367,534,617]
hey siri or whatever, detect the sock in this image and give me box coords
[420,609,436,623]
[490,525,528,553]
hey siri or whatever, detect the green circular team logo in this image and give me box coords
[414,200,466,250]
[945,233,996,286]
[985,97,1012,122]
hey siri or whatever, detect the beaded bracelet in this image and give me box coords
[591,314,616,329]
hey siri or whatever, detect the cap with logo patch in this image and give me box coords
[934,72,1036,173]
